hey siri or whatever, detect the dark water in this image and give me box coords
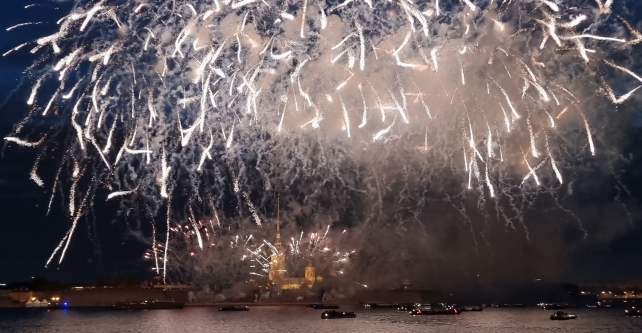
[1,306,641,333]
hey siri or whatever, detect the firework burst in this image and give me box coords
[3,0,641,282]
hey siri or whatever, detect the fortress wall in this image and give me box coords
[18,289,188,307]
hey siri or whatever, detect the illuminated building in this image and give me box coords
[268,197,320,290]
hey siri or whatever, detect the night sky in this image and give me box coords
[1,0,642,287]
[0,1,150,283]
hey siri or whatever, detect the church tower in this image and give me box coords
[304,261,316,288]
[268,195,286,284]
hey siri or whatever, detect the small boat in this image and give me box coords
[542,303,566,310]
[364,303,398,309]
[397,304,416,312]
[308,304,340,309]
[456,305,483,312]
[410,308,460,315]
[550,311,577,320]
[321,310,357,319]
[219,306,250,312]
[625,308,642,316]
[112,300,184,310]
[493,304,525,308]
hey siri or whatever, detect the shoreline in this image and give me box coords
[0,302,358,309]
[186,302,356,307]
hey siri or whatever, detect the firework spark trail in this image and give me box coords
[6,22,43,31]
[521,157,541,187]
[45,230,70,267]
[596,0,614,15]
[4,137,44,147]
[3,42,29,57]
[163,196,171,283]
[152,224,159,274]
[372,116,397,142]
[358,84,368,128]
[339,94,351,138]
[581,112,596,156]
[546,134,563,184]
[459,57,465,85]
[498,103,510,132]
[243,192,263,226]
[485,166,494,198]
[4,0,639,277]
[189,210,204,250]
[58,177,92,265]
[527,117,538,158]
[424,127,428,152]
[46,167,61,215]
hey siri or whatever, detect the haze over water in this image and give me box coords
[1,306,641,333]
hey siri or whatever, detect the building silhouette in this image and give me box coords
[267,196,318,290]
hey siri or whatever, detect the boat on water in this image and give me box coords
[363,303,398,309]
[455,305,483,312]
[308,304,339,309]
[491,304,525,308]
[541,304,566,310]
[219,306,250,312]
[550,311,577,320]
[321,310,357,319]
[625,307,642,316]
[397,304,417,312]
[112,300,184,310]
[410,308,460,315]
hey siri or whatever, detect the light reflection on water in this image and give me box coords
[1,306,641,333]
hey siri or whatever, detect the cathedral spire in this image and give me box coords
[275,194,282,250]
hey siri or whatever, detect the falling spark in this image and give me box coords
[424,127,428,152]
[373,116,397,142]
[226,122,235,148]
[107,189,137,200]
[4,137,44,147]
[27,77,44,105]
[462,0,476,11]
[459,57,465,85]
[546,134,563,184]
[485,166,494,198]
[358,85,368,129]
[300,0,308,38]
[522,158,541,186]
[339,95,350,138]
[527,117,538,158]
[581,113,595,156]
[6,22,43,31]
[3,42,29,57]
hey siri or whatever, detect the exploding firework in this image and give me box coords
[148,213,352,289]
[3,0,641,284]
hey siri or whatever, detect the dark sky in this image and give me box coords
[0,1,150,284]
[1,1,642,287]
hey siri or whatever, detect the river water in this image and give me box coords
[1,306,641,333]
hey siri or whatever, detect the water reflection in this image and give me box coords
[1,307,641,333]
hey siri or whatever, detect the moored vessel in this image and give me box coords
[321,310,357,319]
[625,307,642,316]
[219,306,250,312]
[456,305,483,312]
[397,304,416,312]
[410,308,460,315]
[540,303,566,310]
[363,303,398,309]
[112,300,184,310]
[550,311,577,320]
[308,304,339,309]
